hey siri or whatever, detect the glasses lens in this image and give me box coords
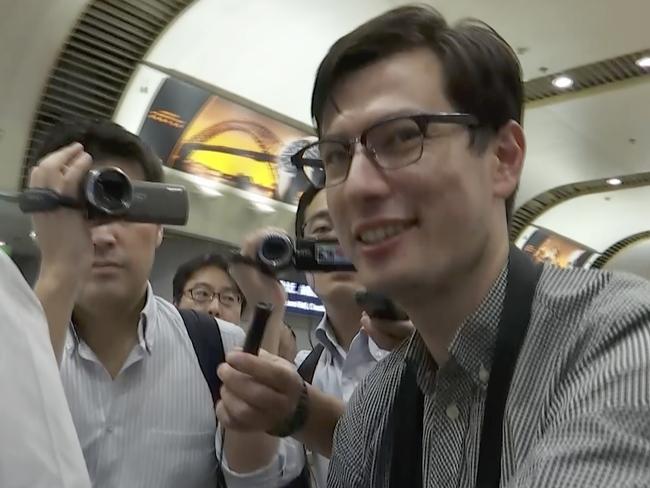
[302,165,326,188]
[219,292,241,307]
[318,141,350,187]
[190,288,212,303]
[367,118,423,169]
[294,143,325,188]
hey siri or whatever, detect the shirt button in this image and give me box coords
[479,366,490,384]
[446,403,460,421]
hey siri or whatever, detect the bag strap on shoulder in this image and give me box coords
[178,309,225,406]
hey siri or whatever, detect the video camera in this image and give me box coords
[257,232,355,272]
[18,167,188,226]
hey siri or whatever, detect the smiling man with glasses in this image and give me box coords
[215,4,650,488]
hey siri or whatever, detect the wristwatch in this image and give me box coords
[267,379,309,437]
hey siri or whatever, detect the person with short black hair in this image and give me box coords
[213,5,650,488]
[33,118,164,183]
[173,252,245,325]
[27,118,282,488]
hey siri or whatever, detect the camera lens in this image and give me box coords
[84,168,132,216]
[257,233,294,270]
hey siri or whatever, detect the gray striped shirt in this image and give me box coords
[328,264,650,487]
[60,284,245,488]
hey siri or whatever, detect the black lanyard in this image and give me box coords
[387,247,542,488]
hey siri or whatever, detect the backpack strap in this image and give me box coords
[283,343,325,488]
[178,309,225,406]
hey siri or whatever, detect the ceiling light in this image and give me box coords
[636,56,650,68]
[29,230,37,240]
[551,75,574,89]
[606,177,622,186]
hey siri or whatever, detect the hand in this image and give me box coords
[216,349,303,433]
[361,312,414,351]
[29,143,93,283]
[229,227,288,322]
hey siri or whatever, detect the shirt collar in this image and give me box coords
[68,283,157,356]
[405,263,507,393]
[314,314,345,359]
[313,313,387,362]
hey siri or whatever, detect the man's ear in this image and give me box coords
[492,120,525,202]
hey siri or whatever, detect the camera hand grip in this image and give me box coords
[18,188,82,213]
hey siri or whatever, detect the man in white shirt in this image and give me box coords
[26,119,283,487]
[217,184,412,487]
[0,250,91,488]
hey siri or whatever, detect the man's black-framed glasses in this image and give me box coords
[291,112,479,188]
[186,286,242,307]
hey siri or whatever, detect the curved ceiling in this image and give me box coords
[600,238,650,276]
[1,0,649,276]
[0,0,92,193]
[126,0,650,269]
[141,0,650,124]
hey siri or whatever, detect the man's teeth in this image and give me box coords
[359,224,406,244]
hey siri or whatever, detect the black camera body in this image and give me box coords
[257,232,355,272]
[19,167,189,226]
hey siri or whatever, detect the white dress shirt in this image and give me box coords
[220,313,390,488]
[60,284,244,488]
[0,252,91,488]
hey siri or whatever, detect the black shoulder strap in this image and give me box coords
[386,247,542,488]
[387,360,424,487]
[475,248,542,488]
[283,343,325,488]
[297,344,325,384]
[178,309,225,406]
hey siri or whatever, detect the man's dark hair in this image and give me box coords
[295,185,323,238]
[34,118,163,183]
[172,253,245,308]
[310,4,523,223]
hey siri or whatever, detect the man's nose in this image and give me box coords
[207,299,221,318]
[344,146,391,201]
[90,222,117,249]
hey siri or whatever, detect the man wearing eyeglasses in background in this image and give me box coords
[214,5,650,488]
[173,253,299,362]
[173,253,245,325]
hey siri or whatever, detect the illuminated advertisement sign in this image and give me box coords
[280,280,324,317]
[515,225,600,269]
[139,77,313,204]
